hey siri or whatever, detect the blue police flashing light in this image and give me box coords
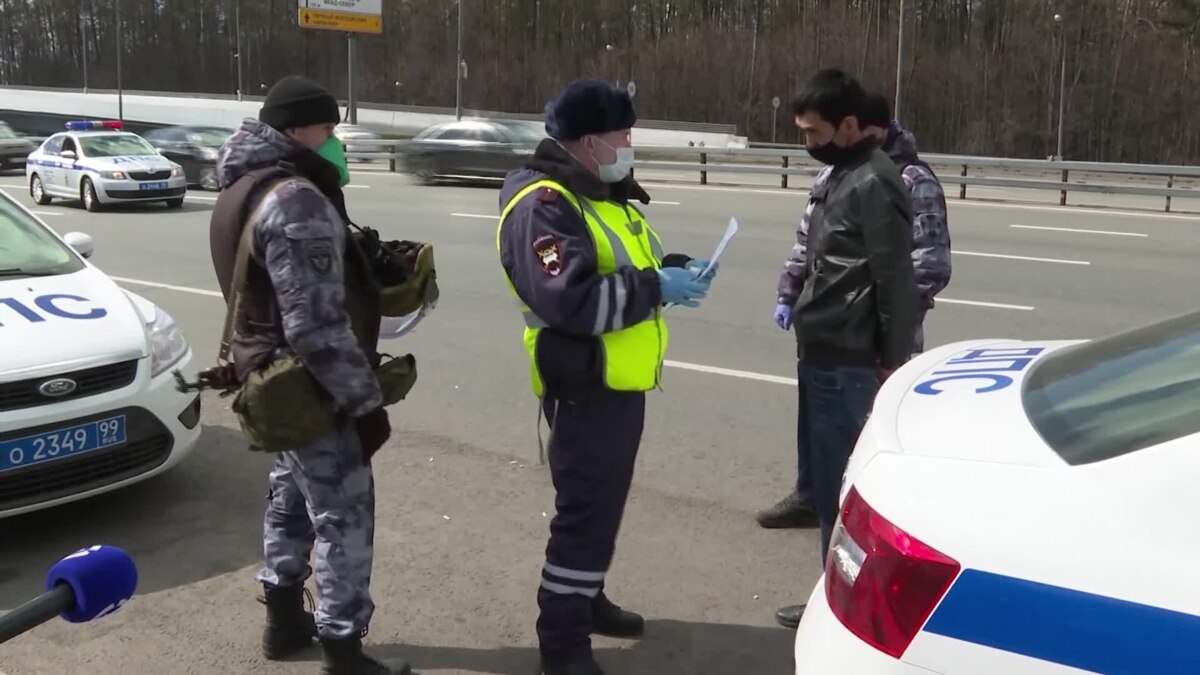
[65,120,123,131]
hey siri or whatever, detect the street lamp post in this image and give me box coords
[235,0,243,102]
[115,0,123,122]
[455,0,464,120]
[1054,13,1067,160]
[894,0,906,122]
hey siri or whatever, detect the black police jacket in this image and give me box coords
[792,141,919,370]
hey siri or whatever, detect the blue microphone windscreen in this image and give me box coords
[44,545,138,623]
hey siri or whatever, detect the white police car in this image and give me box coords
[0,189,201,519]
[25,120,187,211]
[793,312,1200,674]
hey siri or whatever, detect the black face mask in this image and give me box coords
[806,140,852,166]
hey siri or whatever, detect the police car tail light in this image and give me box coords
[825,486,960,659]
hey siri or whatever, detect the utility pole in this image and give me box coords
[347,33,357,124]
[116,0,123,122]
[1054,13,1067,160]
[81,11,88,93]
[235,0,243,102]
[894,0,905,121]
[455,0,464,120]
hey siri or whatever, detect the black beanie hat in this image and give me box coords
[544,79,637,141]
[259,75,341,131]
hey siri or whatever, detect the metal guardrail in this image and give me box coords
[340,139,1200,212]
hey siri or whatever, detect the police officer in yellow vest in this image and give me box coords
[497,79,716,675]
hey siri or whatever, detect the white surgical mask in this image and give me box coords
[592,138,635,183]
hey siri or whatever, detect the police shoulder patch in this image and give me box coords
[301,238,335,278]
[532,234,563,277]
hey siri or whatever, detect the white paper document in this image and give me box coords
[665,216,738,312]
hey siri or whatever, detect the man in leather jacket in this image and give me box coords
[770,68,918,629]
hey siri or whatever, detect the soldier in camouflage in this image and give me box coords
[757,89,951,546]
[211,75,410,675]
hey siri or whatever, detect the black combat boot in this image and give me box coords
[541,654,605,675]
[591,593,644,638]
[259,582,318,660]
[756,491,819,529]
[319,636,412,675]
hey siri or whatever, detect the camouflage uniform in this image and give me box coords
[776,121,951,353]
[216,119,383,641]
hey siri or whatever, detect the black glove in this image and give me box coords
[354,406,391,464]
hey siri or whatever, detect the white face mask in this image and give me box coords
[592,138,635,183]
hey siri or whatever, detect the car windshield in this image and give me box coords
[1023,311,1200,465]
[0,123,18,140]
[79,133,158,157]
[0,196,85,276]
[185,128,232,147]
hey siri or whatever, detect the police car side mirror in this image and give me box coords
[63,232,95,259]
[61,150,77,160]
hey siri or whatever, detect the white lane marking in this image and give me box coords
[937,297,1035,311]
[955,250,1090,266]
[346,184,370,189]
[188,196,218,202]
[653,200,682,206]
[110,276,224,298]
[1010,224,1148,238]
[663,360,796,386]
[451,213,499,220]
[29,210,63,216]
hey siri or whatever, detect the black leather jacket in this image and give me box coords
[792,141,918,370]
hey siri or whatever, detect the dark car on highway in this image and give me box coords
[399,119,545,184]
[0,122,37,174]
[142,125,234,190]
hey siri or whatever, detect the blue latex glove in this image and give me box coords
[774,303,793,330]
[685,259,719,282]
[658,267,711,308]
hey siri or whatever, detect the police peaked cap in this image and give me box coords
[544,79,637,141]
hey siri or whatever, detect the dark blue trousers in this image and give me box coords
[794,363,879,561]
[537,390,645,664]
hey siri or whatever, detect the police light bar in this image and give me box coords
[65,120,123,131]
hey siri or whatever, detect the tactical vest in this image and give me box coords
[497,179,669,397]
[209,165,382,382]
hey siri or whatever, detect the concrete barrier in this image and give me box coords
[0,86,749,149]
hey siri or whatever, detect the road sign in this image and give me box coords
[772,96,781,109]
[626,81,637,98]
[298,0,381,34]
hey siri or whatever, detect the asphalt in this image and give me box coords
[0,167,1197,675]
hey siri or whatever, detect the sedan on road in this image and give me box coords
[793,312,1200,674]
[0,121,36,174]
[399,119,544,184]
[26,120,188,211]
[0,190,202,519]
[142,125,234,190]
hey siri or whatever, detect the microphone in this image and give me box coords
[0,545,138,644]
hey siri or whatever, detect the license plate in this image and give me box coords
[0,415,127,473]
[139,181,168,190]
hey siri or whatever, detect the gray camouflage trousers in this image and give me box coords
[255,420,376,640]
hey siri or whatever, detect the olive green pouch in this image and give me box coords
[230,354,338,452]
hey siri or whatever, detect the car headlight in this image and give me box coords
[200,146,219,161]
[99,170,127,179]
[170,165,184,178]
[147,306,189,377]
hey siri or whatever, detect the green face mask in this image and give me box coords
[315,135,350,187]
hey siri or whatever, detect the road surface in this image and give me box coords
[0,169,1196,675]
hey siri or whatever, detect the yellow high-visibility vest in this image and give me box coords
[497,178,669,397]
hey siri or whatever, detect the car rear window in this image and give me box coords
[1022,311,1200,465]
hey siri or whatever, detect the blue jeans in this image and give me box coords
[795,363,879,561]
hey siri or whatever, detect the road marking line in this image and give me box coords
[937,297,1035,311]
[188,196,218,202]
[956,250,1090,265]
[29,210,63,216]
[663,360,796,386]
[1010,224,1148,237]
[110,276,224,298]
[346,184,370,189]
[654,200,682,206]
[451,213,499,220]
